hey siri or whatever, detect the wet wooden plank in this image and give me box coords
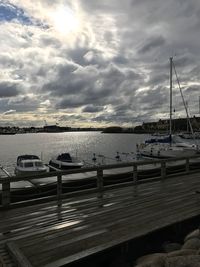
[26,201,200,266]
[1,172,200,266]
[0,183,197,243]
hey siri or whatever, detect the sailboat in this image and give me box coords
[179,131,200,139]
[138,57,199,159]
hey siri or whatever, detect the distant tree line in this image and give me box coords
[0,125,104,134]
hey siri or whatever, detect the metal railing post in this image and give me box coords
[2,180,11,208]
[57,174,62,207]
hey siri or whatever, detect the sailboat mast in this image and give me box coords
[169,57,173,141]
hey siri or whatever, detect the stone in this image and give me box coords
[162,242,181,253]
[182,238,200,250]
[135,253,166,267]
[184,229,200,242]
[167,249,197,257]
[165,255,200,267]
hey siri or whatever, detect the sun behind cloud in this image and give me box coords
[51,6,80,35]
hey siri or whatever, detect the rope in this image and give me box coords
[0,165,12,177]
[172,61,195,141]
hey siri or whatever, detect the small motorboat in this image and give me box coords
[49,153,84,171]
[15,155,47,176]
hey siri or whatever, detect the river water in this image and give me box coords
[0,132,149,175]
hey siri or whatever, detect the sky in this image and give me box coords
[0,0,200,127]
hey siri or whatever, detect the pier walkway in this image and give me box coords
[1,169,200,266]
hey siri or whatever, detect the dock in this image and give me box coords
[1,156,200,266]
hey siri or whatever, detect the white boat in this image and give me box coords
[138,57,199,158]
[138,135,197,158]
[15,155,47,176]
[49,153,84,170]
[179,132,200,140]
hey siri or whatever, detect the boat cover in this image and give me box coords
[57,153,72,162]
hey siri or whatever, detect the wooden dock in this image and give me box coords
[1,166,200,266]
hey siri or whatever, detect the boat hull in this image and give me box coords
[139,143,198,159]
[49,160,83,171]
[15,168,47,177]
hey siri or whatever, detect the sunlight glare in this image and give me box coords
[52,7,80,35]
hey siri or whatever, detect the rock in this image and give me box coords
[135,253,166,267]
[162,242,181,253]
[184,229,200,242]
[182,238,200,250]
[167,249,197,257]
[165,255,200,267]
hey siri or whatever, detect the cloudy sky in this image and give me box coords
[0,0,200,127]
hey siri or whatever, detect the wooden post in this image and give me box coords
[97,168,103,198]
[133,164,138,185]
[161,161,166,179]
[185,158,190,174]
[2,180,11,208]
[57,174,62,207]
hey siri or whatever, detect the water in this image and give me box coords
[1,132,199,176]
[0,132,148,175]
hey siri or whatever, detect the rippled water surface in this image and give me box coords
[0,132,148,174]
[1,131,199,176]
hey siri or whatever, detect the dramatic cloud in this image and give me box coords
[138,36,166,54]
[0,0,200,126]
[0,82,20,97]
[82,105,104,113]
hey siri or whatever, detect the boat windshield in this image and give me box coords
[24,162,34,168]
[35,161,43,167]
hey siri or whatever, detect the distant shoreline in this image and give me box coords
[0,130,150,135]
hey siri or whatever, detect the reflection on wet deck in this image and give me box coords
[1,171,200,266]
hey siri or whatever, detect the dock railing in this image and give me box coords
[1,155,200,209]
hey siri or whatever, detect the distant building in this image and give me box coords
[134,116,200,133]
